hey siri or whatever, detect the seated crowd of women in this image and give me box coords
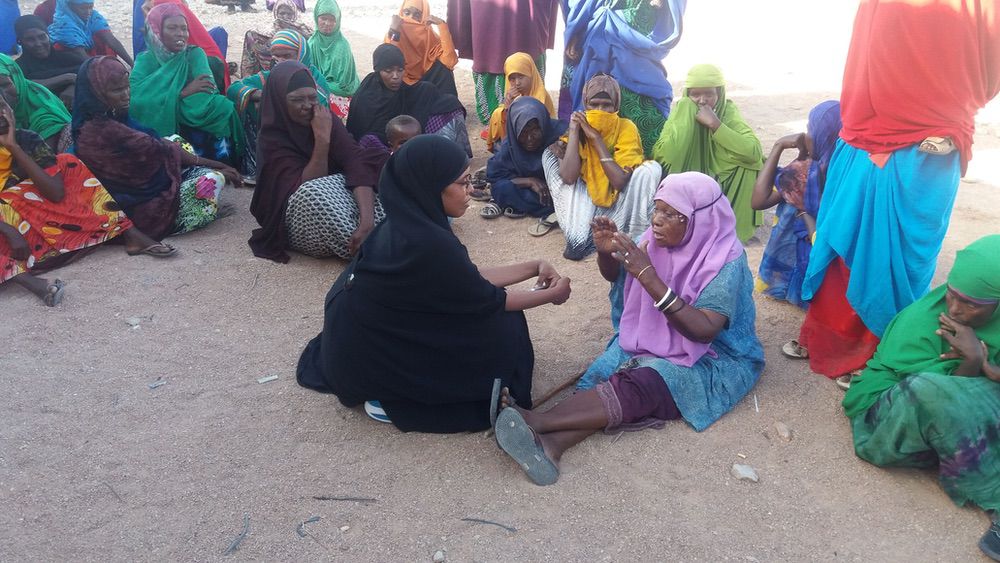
[2,1,997,559]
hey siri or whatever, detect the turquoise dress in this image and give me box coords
[579,253,765,431]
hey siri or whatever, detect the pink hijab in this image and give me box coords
[618,172,744,366]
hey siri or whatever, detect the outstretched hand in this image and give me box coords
[609,231,653,278]
[591,216,619,254]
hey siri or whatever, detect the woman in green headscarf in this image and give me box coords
[307,0,360,107]
[0,53,71,150]
[842,234,1000,560]
[652,64,763,242]
[130,4,244,164]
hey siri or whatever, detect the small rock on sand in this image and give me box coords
[432,549,447,562]
[774,421,793,441]
[731,463,760,483]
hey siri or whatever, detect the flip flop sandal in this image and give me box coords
[528,218,557,237]
[489,378,503,427]
[480,202,503,219]
[835,372,859,391]
[44,279,65,307]
[127,243,178,258]
[364,400,392,424]
[503,207,526,219]
[780,340,809,359]
[494,408,559,486]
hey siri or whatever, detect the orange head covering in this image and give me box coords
[395,0,443,85]
[502,52,554,115]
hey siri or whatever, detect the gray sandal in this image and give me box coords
[495,408,559,486]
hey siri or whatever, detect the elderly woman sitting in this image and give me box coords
[544,73,661,260]
[493,172,765,485]
[842,235,1000,561]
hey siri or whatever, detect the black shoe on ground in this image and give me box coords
[981,520,1000,561]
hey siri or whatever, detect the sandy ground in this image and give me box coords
[3,0,1000,560]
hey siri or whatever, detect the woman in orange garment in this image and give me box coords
[384,0,459,96]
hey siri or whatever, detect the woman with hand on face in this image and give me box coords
[752,100,842,310]
[306,0,359,117]
[249,61,384,263]
[490,172,764,486]
[296,134,571,433]
[227,30,332,181]
[129,4,244,165]
[73,56,239,240]
[841,235,1000,560]
[482,96,566,227]
[485,52,556,152]
[386,0,459,96]
[544,73,660,260]
[346,44,470,156]
[0,97,175,307]
[653,64,763,243]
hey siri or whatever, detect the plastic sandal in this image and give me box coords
[503,207,526,219]
[364,400,392,423]
[480,202,503,219]
[780,339,809,359]
[495,408,559,486]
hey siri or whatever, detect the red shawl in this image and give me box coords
[839,0,1000,173]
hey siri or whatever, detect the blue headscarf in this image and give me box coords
[564,0,685,116]
[0,0,21,55]
[48,0,109,50]
[802,100,842,219]
[487,97,567,181]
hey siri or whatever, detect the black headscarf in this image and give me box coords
[345,44,465,143]
[296,135,535,433]
[249,61,383,263]
[14,15,87,80]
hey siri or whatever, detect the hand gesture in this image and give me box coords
[694,104,722,130]
[590,216,619,255]
[548,276,572,305]
[573,111,601,141]
[782,186,805,211]
[776,132,809,160]
[390,14,403,31]
[503,87,520,107]
[535,260,561,290]
[609,231,653,278]
[426,15,444,25]
[938,313,984,364]
[311,103,333,144]
[181,74,216,98]
[0,102,17,149]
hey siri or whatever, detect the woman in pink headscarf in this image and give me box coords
[491,171,765,486]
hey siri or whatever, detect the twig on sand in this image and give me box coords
[223,514,250,555]
[296,516,322,537]
[533,372,583,407]
[460,517,517,533]
[102,482,124,503]
[312,496,378,504]
[610,431,625,446]
[247,272,261,292]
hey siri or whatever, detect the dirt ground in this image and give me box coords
[3,0,1000,560]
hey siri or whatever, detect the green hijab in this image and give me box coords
[129,20,245,156]
[843,235,1000,418]
[0,54,71,140]
[652,64,764,241]
[306,0,360,97]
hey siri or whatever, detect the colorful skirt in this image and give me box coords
[543,151,660,260]
[851,372,1000,512]
[0,154,132,283]
[285,174,386,260]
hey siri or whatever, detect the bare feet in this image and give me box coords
[12,273,64,306]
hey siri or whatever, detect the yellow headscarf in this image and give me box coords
[572,75,643,208]
[487,53,555,147]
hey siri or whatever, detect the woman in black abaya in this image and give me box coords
[296,135,572,433]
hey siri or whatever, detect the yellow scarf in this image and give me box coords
[575,110,644,207]
[0,147,12,190]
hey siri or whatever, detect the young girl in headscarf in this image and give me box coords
[347,44,470,156]
[486,52,556,152]
[490,172,764,486]
[652,64,764,243]
[752,100,842,310]
[385,0,459,96]
[543,73,660,260]
[47,0,133,66]
[130,4,244,165]
[74,56,240,240]
[307,0,360,111]
[483,96,566,223]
